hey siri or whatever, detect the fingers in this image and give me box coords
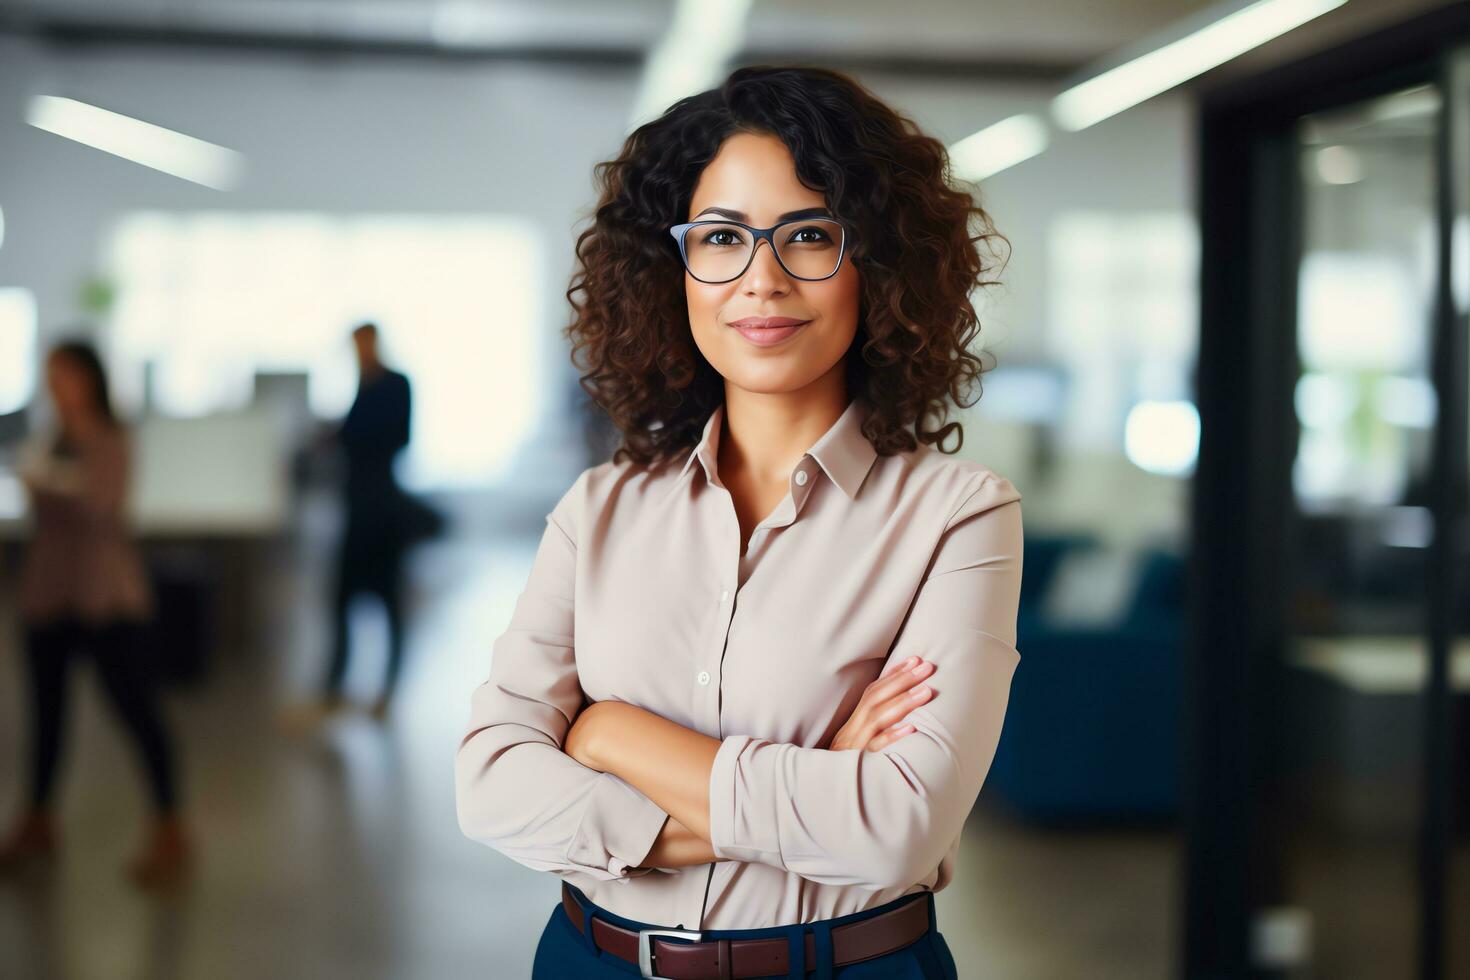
[865,659,935,721]
[868,657,935,703]
[839,656,939,754]
[854,659,936,747]
[865,720,917,752]
[868,682,934,734]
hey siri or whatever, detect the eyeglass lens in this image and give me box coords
[683,219,844,282]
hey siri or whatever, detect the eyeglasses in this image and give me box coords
[668,218,851,284]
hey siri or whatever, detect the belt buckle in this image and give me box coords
[637,927,702,978]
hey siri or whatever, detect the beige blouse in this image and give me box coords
[455,396,1023,931]
[16,424,155,626]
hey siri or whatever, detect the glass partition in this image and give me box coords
[1281,80,1441,979]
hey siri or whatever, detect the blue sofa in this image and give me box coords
[983,535,1185,824]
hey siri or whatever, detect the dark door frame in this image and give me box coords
[1186,4,1470,978]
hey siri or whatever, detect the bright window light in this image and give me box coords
[1314,145,1363,185]
[25,95,245,190]
[1052,0,1349,132]
[105,212,545,490]
[1048,210,1198,452]
[949,114,1050,182]
[1374,375,1436,429]
[1294,372,1359,429]
[1298,251,1418,371]
[0,287,38,414]
[1125,400,1200,476]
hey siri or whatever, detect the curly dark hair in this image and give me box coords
[563,63,1010,469]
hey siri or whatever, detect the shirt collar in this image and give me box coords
[672,397,878,500]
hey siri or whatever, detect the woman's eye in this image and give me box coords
[790,227,831,242]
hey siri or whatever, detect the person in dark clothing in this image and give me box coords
[322,322,414,720]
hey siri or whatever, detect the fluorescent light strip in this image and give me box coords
[629,0,753,129]
[949,114,1049,182]
[1052,0,1349,132]
[25,95,245,190]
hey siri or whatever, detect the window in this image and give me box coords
[1047,209,1199,458]
[104,212,545,489]
[0,287,38,415]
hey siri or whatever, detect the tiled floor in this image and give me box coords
[0,529,1178,979]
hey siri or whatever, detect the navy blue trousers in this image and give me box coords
[533,884,959,979]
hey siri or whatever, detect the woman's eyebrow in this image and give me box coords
[692,206,832,222]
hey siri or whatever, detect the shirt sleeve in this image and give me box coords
[455,470,671,882]
[707,473,1023,892]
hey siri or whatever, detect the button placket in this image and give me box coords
[708,583,734,696]
[703,492,739,733]
[696,475,743,932]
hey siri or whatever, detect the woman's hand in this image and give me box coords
[828,656,936,752]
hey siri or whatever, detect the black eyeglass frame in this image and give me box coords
[667,218,853,284]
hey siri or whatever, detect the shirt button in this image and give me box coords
[720,589,729,603]
[794,469,809,486]
[697,671,711,686]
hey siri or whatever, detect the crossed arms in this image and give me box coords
[454,472,1022,891]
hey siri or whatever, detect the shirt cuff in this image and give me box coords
[708,733,783,864]
[566,772,671,878]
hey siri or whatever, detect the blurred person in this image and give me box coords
[0,340,189,889]
[455,65,1021,979]
[320,322,413,720]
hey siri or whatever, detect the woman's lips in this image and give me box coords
[728,319,811,347]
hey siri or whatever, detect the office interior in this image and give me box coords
[0,1,1467,978]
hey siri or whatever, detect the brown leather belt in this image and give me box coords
[559,881,932,978]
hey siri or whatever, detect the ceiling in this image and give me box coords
[0,0,1457,87]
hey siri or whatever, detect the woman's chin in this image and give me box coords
[724,368,826,396]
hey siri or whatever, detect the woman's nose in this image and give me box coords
[740,240,792,293]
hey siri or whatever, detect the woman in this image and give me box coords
[456,65,1021,978]
[0,340,189,888]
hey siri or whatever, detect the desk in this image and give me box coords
[0,411,291,679]
[0,410,288,539]
[1284,634,1470,835]
[1289,635,1470,694]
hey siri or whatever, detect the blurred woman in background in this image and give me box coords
[0,339,189,889]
